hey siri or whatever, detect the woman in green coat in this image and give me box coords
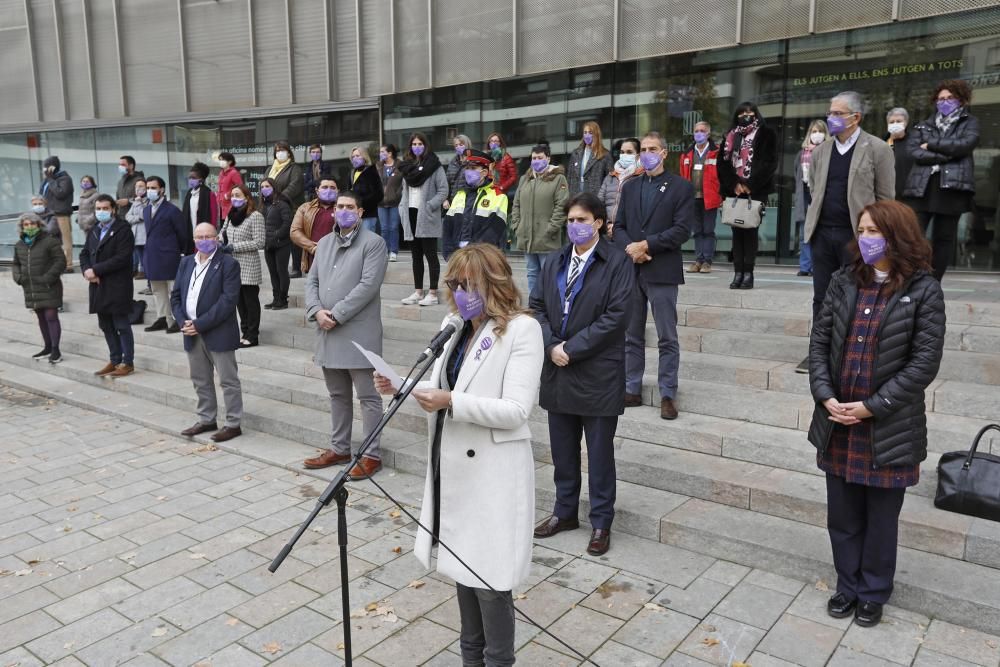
[12,212,66,363]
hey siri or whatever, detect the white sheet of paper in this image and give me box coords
[352,342,403,390]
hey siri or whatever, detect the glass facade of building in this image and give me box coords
[384,6,1000,270]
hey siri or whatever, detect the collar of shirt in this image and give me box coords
[335,225,360,246]
[195,250,217,268]
[572,240,598,265]
[150,198,164,214]
[695,144,710,158]
[98,221,114,237]
[835,126,862,154]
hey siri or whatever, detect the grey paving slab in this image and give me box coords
[755,613,845,667]
[239,606,337,658]
[712,581,795,630]
[676,613,767,666]
[841,612,928,665]
[579,572,663,621]
[611,606,700,659]
[921,620,1000,667]
[657,575,733,620]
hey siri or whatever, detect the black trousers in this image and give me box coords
[917,211,960,282]
[548,412,618,530]
[290,244,303,275]
[237,284,261,344]
[731,227,759,273]
[264,244,291,304]
[409,208,440,290]
[826,474,906,605]
[810,224,855,321]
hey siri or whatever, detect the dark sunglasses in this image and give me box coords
[444,278,469,292]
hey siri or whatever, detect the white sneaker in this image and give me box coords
[418,293,439,307]
[389,252,397,262]
[401,291,422,305]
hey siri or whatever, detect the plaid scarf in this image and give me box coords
[935,107,962,135]
[725,120,760,181]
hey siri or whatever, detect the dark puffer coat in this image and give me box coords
[904,110,979,197]
[808,268,946,467]
[12,231,66,309]
[262,194,293,249]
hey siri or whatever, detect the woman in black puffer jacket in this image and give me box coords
[808,200,945,630]
[12,212,67,363]
[904,79,980,281]
[259,177,293,310]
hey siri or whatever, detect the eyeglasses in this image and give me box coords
[827,110,856,117]
[444,278,469,292]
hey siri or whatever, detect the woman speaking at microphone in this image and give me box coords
[374,243,543,667]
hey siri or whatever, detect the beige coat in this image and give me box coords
[804,130,895,242]
[413,314,544,591]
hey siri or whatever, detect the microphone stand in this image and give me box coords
[268,346,443,667]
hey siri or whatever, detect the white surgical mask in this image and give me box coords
[275,150,289,161]
[618,154,637,169]
[810,132,826,145]
[218,159,229,169]
[887,122,906,136]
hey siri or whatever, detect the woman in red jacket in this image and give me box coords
[216,151,245,220]
[485,131,518,195]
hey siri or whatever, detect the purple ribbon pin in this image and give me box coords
[474,336,493,361]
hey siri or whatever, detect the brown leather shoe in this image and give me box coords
[661,398,678,420]
[108,364,134,377]
[587,528,611,556]
[624,393,643,408]
[699,263,713,273]
[303,450,352,469]
[211,426,242,442]
[533,514,580,538]
[181,422,218,437]
[686,262,703,273]
[348,456,382,480]
[94,362,117,376]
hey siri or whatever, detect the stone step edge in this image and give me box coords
[660,497,1000,636]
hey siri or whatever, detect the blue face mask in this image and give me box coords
[95,210,113,224]
[147,189,160,202]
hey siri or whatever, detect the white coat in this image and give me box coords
[413,313,544,591]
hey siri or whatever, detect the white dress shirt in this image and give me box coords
[186,251,216,320]
[835,126,862,155]
[189,189,200,233]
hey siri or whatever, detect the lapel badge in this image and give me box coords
[474,336,494,361]
[900,296,911,303]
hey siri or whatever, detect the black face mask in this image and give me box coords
[737,115,755,127]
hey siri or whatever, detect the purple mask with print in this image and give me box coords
[195,238,218,254]
[317,188,338,203]
[639,151,662,171]
[936,98,961,116]
[826,114,848,135]
[567,222,595,246]
[453,287,485,321]
[188,178,202,189]
[335,209,359,229]
[858,236,888,265]
[693,131,708,144]
[531,158,549,173]
[351,156,366,169]
[583,134,593,145]
[411,145,425,157]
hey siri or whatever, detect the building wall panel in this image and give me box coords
[182,0,254,112]
[119,0,186,116]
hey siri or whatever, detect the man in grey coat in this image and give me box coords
[798,91,894,373]
[303,190,389,479]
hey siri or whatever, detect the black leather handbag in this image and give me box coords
[935,424,1000,522]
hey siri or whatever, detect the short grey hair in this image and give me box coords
[886,107,909,123]
[642,131,666,150]
[454,134,472,148]
[832,91,866,116]
[694,121,711,132]
[17,212,44,233]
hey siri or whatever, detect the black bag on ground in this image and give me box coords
[935,424,1000,522]
[129,299,147,325]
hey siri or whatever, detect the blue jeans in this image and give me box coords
[797,221,813,272]
[377,207,400,253]
[362,216,379,235]
[693,200,717,264]
[97,312,134,365]
[524,251,551,300]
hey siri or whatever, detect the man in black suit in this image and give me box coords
[614,132,694,420]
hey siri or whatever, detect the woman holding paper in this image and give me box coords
[374,244,543,667]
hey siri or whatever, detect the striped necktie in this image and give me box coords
[567,256,583,292]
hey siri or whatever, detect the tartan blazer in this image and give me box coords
[219,210,265,285]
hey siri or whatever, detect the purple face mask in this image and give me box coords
[858,236,887,265]
[335,208,359,229]
[531,158,549,173]
[453,287,485,321]
[936,98,961,116]
[310,152,322,162]
[188,177,202,189]
[260,186,274,197]
[583,134,593,145]
[488,141,500,151]
[194,238,218,254]
[411,145,425,157]
[639,151,662,171]
[693,131,708,144]
[230,197,246,209]
[351,156,366,169]
[455,145,466,156]
[826,114,849,135]
[464,169,482,187]
[81,181,94,190]
[317,188,338,203]
[567,221,595,246]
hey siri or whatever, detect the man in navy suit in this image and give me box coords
[143,176,187,334]
[169,223,245,443]
[614,132,694,420]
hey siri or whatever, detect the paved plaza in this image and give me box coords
[2,385,1000,666]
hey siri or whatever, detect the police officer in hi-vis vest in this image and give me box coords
[446,149,509,249]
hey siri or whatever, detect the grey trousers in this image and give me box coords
[324,368,382,460]
[624,278,679,400]
[150,279,175,325]
[188,335,243,428]
[456,583,515,667]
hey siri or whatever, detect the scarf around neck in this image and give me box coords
[398,151,442,188]
[269,158,292,179]
[725,120,760,181]
[935,107,962,135]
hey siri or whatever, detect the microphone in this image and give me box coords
[418,314,464,362]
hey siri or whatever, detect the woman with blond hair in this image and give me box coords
[374,244,543,666]
[219,184,265,348]
[793,119,830,277]
[348,145,383,235]
[566,120,614,196]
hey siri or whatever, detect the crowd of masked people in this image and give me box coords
[11,80,973,663]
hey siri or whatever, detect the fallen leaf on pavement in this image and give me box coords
[224,618,240,626]
[242,475,252,481]
[389,510,401,519]
[514,594,527,600]
[14,569,32,576]
[156,496,167,501]
[63,642,74,650]
[815,579,830,592]
[26,560,40,565]
[194,444,218,453]
[151,627,168,637]
[261,642,282,655]
[337,642,345,650]
[67,506,78,512]
[407,580,425,589]
[643,602,665,612]
[193,662,212,667]
[391,546,402,553]
[189,553,207,560]
[700,637,720,647]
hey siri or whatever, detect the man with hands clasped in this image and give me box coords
[170,223,245,443]
[302,191,389,480]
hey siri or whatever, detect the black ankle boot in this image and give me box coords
[739,272,754,289]
[729,272,744,289]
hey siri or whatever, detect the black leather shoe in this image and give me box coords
[271,302,288,311]
[165,323,181,334]
[624,393,643,408]
[181,422,218,437]
[729,272,744,289]
[587,529,611,556]
[739,272,754,289]
[533,514,579,538]
[796,270,812,277]
[264,302,276,310]
[794,357,810,375]
[827,592,857,619]
[854,600,883,627]
[144,317,167,332]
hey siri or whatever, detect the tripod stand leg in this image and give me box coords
[335,487,352,666]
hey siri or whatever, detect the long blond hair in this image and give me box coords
[580,121,609,160]
[443,244,530,337]
[801,119,830,149]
